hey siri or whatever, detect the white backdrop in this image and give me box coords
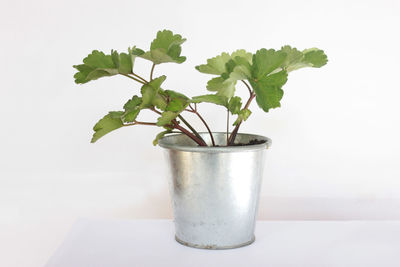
[1,0,400,266]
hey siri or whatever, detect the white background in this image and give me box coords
[1,0,399,266]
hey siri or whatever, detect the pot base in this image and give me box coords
[175,235,255,250]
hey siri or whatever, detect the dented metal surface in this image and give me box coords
[159,133,270,249]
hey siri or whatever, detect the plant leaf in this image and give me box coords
[280,46,328,72]
[123,95,142,110]
[233,109,252,125]
[153,130,172,146]
[251,49,287,79]
[140,76,166,108]
[195,52,231,75]
[156,111,178,126]
[91,112,124,143]
[121,96,142,122]
[165,98,188,112]
[136,30,186,64]
[191,94,228,106]
[279,45,304,71]
[164,90,190,100]
[250,70,288,112]
[111,50,135,74]
[123,109,140,122]
[206,77,236,98]
[152,94,168,110]
[302,48,328,67]
[73,50,136,84]
[228,96,242,114]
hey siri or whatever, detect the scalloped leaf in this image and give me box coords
[250,70,288,112]
[73,50,136,84]
[135,30,186,64]
[206,77,236,98]
[251,49,287,79]
[195,52,231,75]
[91,112,124,143]
[191,94,228,106]
[156,111,178,126]
[140,76,166,108]
[228,96,242,114]
[122,95,142,123]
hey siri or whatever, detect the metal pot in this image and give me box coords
[159,132,271,249]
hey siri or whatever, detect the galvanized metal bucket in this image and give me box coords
[159,132,271,249]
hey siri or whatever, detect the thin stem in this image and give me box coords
[172,120,207,146]
[132,72,148,83]
[228,92,256,145]
[241,80,252,96]
[150,63,156,81]
[150,107,162,115]
[121,74,146,85]
[177,115,206,145]
[190,105,215,146]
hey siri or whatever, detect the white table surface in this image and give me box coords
[45,219,400,267]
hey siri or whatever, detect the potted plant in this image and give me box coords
[73,30,327,249]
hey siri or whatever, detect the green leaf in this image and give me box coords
[251,48,287,79]
[140,76,166,108]
[156,111,178,126]
[121,96,142,123]
[206,77,236,98]
[136,30,186,64]
[195,52,231,75]
[231,49,253,64]
[123,95,142,110]
[165,98,188,112]
[123,109,140,122]
[91,112,124,143]
[164,90,190,100]
[152,94,168,110]
[233,109,252,125]
[130,47,145,56]
[191,94,228,106]
[111,49,135,74]
[280,46,328,72]
[302,48,328,67]
[109,111,123,119]
[150,30,186,51]
[73,50,136,84]
[228,96,242,114]
[279,45,304,71]
[153,130,172,146]
[250,70,288,112]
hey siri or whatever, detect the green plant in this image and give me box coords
[73,30,327,146]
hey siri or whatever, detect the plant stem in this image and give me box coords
[172,120,207,146]
[121,74,146,84]
[150,63,156,81]
[189,105,215,146]
[150,107,162,115]
[177,115,206,145]
[132,72,148,83]
[228,92,256,145]
[241,80,252,96]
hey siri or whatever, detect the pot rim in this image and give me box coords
[158,132,271,153]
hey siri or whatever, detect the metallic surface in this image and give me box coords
[159,133,271,249]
